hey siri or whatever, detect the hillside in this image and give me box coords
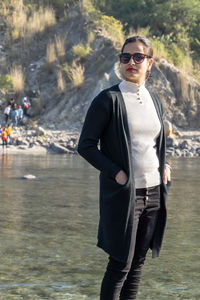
[0,0,200,157]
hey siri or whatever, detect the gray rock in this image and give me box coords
[196,148,200,155]
[166,150,174,156]
[179,140,189,149]
[18,146,28,150]
[28,98,43,117]
[17,138,29,146]
[175,149,182,156]
[58,138,66,143]
[48,124,56,130]
[190,147,195,153]
[166,137,174,147]
[50,143,74,154]
[35,126,46,136]
[26,130,36,137]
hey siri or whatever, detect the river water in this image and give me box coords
[0,154,199,300]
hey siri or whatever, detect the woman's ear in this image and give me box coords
[148,57,154,71]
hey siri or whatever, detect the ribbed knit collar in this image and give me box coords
[120,80,145,93]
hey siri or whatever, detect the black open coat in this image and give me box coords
[78,84,171,264]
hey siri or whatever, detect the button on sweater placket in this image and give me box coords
[144,188,149,205]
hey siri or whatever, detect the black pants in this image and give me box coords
[100,184,160,300]
[2,140,7,148]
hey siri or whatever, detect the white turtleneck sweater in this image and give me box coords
[119,80,161,188]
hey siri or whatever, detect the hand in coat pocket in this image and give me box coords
[115,170,128,185]
[163,165,171,184]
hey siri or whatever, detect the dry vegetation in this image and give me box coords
[63,61,85,88]
[57,70,66,93]
[5,4,56,43]
[46,41,57,67]
[10,65,25,94]
[55,35,66,62]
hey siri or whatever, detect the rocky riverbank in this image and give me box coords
[0,124,200,158]
[0,125,79,155]
[166,130,200,158]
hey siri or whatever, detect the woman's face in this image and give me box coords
[120,41,154,85]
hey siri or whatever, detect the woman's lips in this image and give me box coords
[126,67,137,72]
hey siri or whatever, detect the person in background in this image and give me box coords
[22,96,27,107]
[22,96,31,115]
[8,98,15,109]
[18,105,23,125]
[1,128,8,149]
[78,35,171,300]
[10,104,19,127]
[4,104,11,125]
[6,124,12,144]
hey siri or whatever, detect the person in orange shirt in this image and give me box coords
[1,128,8,148]
[6,125,12,144]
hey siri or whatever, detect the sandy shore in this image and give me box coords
[0,145,48,155]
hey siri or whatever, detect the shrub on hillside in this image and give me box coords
[95,15,124,47]
[72,43,92,60]
[0,74,13,101]
[55,35,66,62]
[62,61,85,88]
[82,0,124,48]
[10,65,25,94]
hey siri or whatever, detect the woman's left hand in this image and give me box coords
[163,165,171,184]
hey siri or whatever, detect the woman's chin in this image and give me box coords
[125,76,139,83]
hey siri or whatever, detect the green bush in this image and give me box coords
[166,43,193,71]
[0,74,13,93]
[82,0,124,47]
[72,43,92,59]
[95,15,124,47]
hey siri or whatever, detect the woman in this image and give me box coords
[78,35,171,300]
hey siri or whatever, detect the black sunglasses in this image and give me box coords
[119,52,152,64]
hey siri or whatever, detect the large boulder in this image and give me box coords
[50,142,74,154]
[35,126,46,136]
[27,98,44,117]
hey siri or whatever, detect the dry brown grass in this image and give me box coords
[10,65,25,94]
[55,35,66,62]
[87,31,95,44]
[46,41,57,66]
[30,6,56,35]
[64,61,85,88]
[0,0,22,15]
[6,5,56,42]
[57,70,66,93]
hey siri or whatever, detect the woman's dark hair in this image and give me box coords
[121,35,153,56]
[121,35,153,80]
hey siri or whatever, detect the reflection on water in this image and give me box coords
[0,154,199,299]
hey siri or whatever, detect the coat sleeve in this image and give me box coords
[77,92,121,179]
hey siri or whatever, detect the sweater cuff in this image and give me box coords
[165,163,172,170]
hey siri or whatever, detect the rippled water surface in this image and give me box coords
[0,154,199,299]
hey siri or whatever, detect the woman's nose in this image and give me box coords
[129,56,136,64]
